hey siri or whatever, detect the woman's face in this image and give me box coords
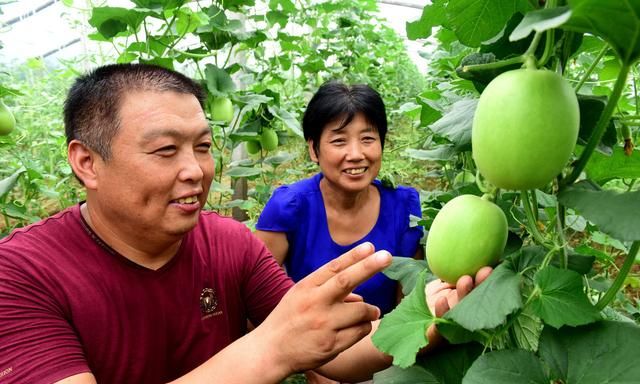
[309,113,382,194]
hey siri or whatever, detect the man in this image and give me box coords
[0,64,486,384]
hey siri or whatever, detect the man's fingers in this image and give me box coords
[322,250,391,300]
[330,321,374,356]
[475,266,493,285]
[304,242,376,287]
[330,301,381,330]
[344,293,364,303]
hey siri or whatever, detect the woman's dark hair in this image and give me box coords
[64,63,206,161]
[302,81,387,156]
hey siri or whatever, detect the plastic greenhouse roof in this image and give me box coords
[0,0,428,69]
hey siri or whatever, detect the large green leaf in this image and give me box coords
[584,146,640,183]
[511,306,543,351]
[374,341,483,384]
[428,99,477,150]
[405,146,457,162]
[539,321,640,383]
[558,181,640,241]
[373,365,440,383]
[406,0,447,40]
[563,0,640,65]
[462,349,548,384]
[382,257,429,296]
[509,6,572,41]
[372,271,433,368]
[224,166,262,178]
[446,0,533,47]
[0,167,26,198]
[204,64,236,96]
[89,7,150,39]
[444,263,522,331]
[576,95,618,155]
[267,106,302,137]
[529,266,600,329]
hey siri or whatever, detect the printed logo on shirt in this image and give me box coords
[0,367,13,378]
[200,287,220,318]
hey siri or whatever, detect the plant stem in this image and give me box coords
[574,44,608,93]
[521,190,548,247]
[595,241,640,310]
[562,63,632,187]
[460,55,525,74]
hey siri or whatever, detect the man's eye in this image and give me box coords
[331,139,345,145]
[197,143,212,152]
[155,145,177,155]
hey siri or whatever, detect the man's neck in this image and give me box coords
[80,203,181,270]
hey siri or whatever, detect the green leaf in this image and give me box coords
[417,343,484,384]
[267,106,302,137]
[405,146,457,162]
[558,182,640,241]
[0,167,26,197]
[550,253,595,275]
[509,6,572,41]
[204,65,236,96]
[446,0,533,47]
[224,166,262,178]
[372,271,433,368]
[383,257,430,295]
[539,321,640,383]
[584,146,640,183]
[263,152,295,166]
[511,306,543,351]
[462,349,548,384]
[373,365,439,383]
[89,7,149,39]
[530,266,600,329]
[444,263,522,331]
[576,95,618,154]
[406,0,447,40]
[563,0,640,65]
[429,99,477,150]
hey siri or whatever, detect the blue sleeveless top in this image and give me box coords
[256,173,423,315]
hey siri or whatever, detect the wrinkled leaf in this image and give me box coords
[511,307,543,351]
[383,257,430,295]
[405,146,457,162]
[204,64,236,96]
[558,181,640,241]
[444,263,522,331]
[530,266,600,328]
[539,321,640,383]
[429,99,477,150]
[446,0,533,47]
[584,146,640,183]
[224,166,262,178]
[462,349,548,384]
[372,271,433,368]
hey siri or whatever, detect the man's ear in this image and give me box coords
[307,140,318,163]
[68,140,100,190]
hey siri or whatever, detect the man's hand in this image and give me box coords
[423,267,493,350]
[254,242,391,376]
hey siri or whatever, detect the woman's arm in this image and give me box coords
[254,230,289,265]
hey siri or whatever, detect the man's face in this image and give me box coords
[90,90,214,242]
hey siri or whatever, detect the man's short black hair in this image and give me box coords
[64,63,206,160]
[302,81,387,156]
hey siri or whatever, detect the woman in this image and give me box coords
[255,81,423,317]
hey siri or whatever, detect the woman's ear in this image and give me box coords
[307,140,319,163]
[67,140,100,190]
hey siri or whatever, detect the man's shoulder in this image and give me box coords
[0,205,81,248]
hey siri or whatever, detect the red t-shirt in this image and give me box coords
[0,204,293,383]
